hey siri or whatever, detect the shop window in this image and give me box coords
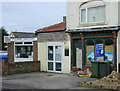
[15,46,33,58]
[105,39,114,64]
[80,5,106,23]
[86,39,95,65]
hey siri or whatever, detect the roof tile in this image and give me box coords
[36,21,66,33]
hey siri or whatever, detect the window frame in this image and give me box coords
[80,5,106,24]
[14,41,33,62]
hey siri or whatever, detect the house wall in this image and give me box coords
[37,32,71,73]
[67,0,120,30]
[33,41,38,61]
[38,42,47,71]
[118,1,120,26]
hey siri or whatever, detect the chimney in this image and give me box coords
[63,16,66,22]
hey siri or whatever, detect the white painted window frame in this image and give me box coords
[14,41,33,62]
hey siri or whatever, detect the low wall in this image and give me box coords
[2,59,40,75]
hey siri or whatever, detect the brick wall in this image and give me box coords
[2,59,8,74]
[8,42,14,63]
[33,41,38,61]
[2,59,40,75]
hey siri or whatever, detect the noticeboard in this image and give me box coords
[96,43,104,57]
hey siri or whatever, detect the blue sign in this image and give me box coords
[96,43,104,57]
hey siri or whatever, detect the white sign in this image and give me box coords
[4,36,11,43]
[11,38,37,41]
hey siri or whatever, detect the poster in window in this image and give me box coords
[105,52,113,64]
[96,43,104,57]
[86,50,97,62]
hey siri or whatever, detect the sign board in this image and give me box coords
[11,38,37,41]
[96,43,104,57]
[4,36,11,43]
[105,52,113,64]
[86,50,97,62]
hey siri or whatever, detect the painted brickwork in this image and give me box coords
[38,32,69,42]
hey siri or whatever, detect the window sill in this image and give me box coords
[15,58,33,62]
[79,21,107,27]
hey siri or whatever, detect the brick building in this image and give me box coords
[3,32,40,75]
[8,32,38,63]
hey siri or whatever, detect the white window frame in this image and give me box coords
[80,5,106,24]
[14,41,33,62]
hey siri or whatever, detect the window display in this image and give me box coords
[15,46,33,58]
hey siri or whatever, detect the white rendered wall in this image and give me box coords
[67,0,120,30]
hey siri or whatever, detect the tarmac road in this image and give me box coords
[2,72,109,90]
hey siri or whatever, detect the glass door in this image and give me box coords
[55,45,62,71]
[48,46,54,71]
[47,42,62,72]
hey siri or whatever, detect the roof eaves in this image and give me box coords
[36,30,65,34]
[66,27,119,33]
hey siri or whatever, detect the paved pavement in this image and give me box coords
[2,72,108,90]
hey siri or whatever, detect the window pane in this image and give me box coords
[97,5,105,22]
[55,46,62,61]
[48,46,53,60]
[88,7,97,22]
[55,62,61,71]
[15,46,33,58]
[88,5,105,22]
[81,9,86,23]
[24,42,32,44]
[48,62,53,70]
[15,42,22,44]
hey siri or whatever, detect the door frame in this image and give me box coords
[47,42,63,72]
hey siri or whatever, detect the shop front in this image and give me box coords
[36,21,71,73]
[68,28,118,73]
